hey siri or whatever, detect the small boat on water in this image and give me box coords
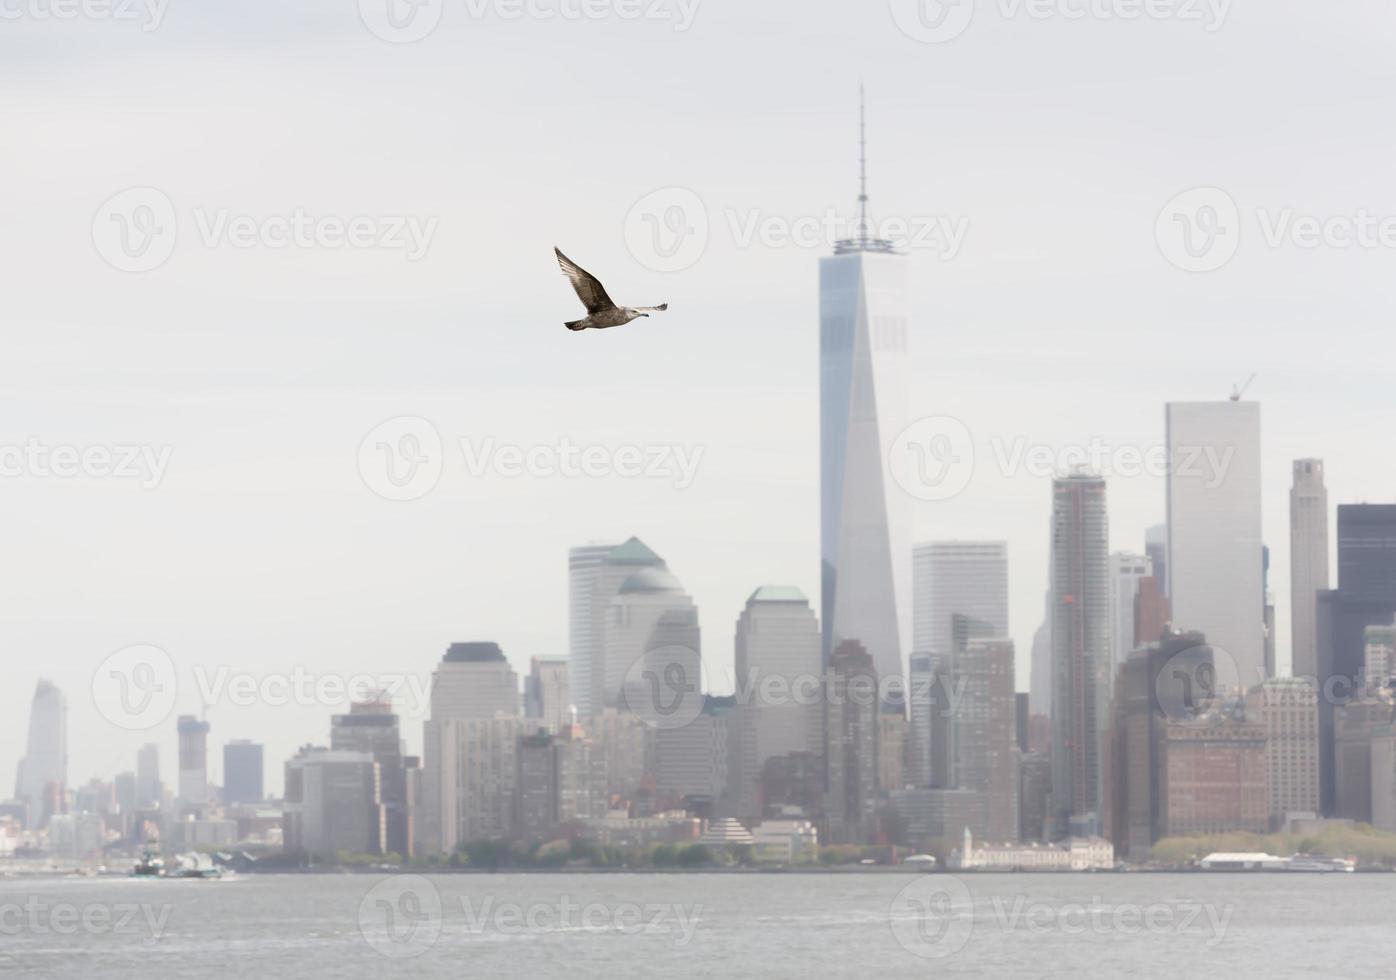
[132,845,165,878]
[1284,854,1355,873]
[170,852,226,879]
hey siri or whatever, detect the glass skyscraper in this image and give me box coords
[818,178,909,683]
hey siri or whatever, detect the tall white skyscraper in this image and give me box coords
[14,680,67,825]
[569,538,671,719]
[912,541,1010,663]
[1290,459,1329,680]
[731,586,823,816]
[1166,400,1264,685]
[420,642,520,854]
[1049,472,1111,838]
[1108,552,1153,672]
[568,541,622,720]
[819,94,909,684]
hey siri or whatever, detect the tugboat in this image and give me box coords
[131,843,165,878]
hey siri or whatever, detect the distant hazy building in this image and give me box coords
[1018,753,1051,841]
[904,653,938,792]
[605,563,700,717]
[731,586,823,816]
[437,717,521,851]
[1290,460,1329,680]
[1109,553,1152,672]
[1247,678,1320,826]
[420,642,519,854]
[824,640,879,843]
[912,541,1009,668]
[591,708,656,808]
[656,696,732,808]
[1317,504,1396,812]
[1145,524,1168,599]
[819,208,909,684]
[135,743,161,809]
[1366,622,1396,687]
[1333,696,1396,827]
[1165,400,1264,685]
[888,788,984,847]
[524,657,571,733]
[878,708,908,794]
[176,715,210,812]
[1109,631,1214,858]
[568,541,623,720]
[1028,593,1052,719]
[1133,576,1171,648]
[570,538,666,719]
[284,747,384,856]
[14,680,67,827]
[1050,472,1111,838]
[955,637,1018,841]
[516,727,605,840]
[1159,715,1268,837]
[332,699,412,858]
[222,740,264,805]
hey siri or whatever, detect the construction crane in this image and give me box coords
[1230,373,1257,402]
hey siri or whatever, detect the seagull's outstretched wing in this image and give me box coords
[555,247,616,314]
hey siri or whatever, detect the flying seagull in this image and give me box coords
[555,247,667,331]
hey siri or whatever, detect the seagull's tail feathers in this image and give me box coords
[565,319,587,331]
[637,303,669,313]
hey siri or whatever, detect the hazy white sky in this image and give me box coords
[3,0,1395,794]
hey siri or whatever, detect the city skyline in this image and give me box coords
[4,6,1395,808]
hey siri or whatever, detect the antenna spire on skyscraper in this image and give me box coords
[834,84,896,255]
[858,81,869,248]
